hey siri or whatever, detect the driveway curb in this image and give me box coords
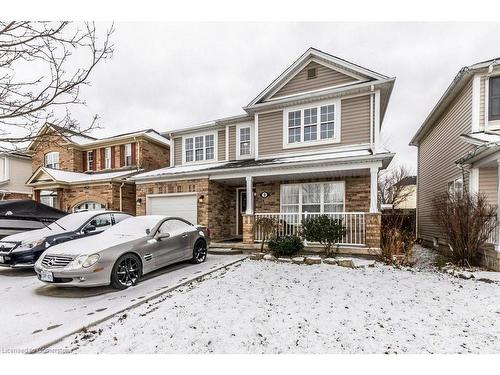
[30,256,247,353]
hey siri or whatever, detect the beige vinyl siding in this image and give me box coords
[228,125,236,160]
[218,129,226,161]
[341,95,371,145]
[257,95,371,157]
[270,61,358,99]
[417,79,474,244]
[173,137,182,166]
[480,75,487,128]
[479,167,498,206]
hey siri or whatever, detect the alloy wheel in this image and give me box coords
[194,241,207,262]
[116,257,140,287]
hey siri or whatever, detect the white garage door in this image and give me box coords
[147,194,198,224]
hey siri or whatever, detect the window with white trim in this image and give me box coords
[239,127,251,155]
[44,152,60,169]
[286,102,338,145]
[489,76,500,121]
[124,143,132,166]
[185,134,215,163]
[86,151,94,171]
[447,177,463,198]
[104,147,112,169]
[280,182,345,214]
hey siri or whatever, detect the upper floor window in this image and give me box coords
[124,143,133,166]
[286,101,339,147]
[86,151,94,171]
[239,127,251,156]
[489,76,500,121]
[45,152,60,169]
[105,147,112,169]
[184,134,215,163]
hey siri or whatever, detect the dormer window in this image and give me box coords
[184,133,216,163]
[45,152,60,169]
[489,76,500,121]
[307,67,317,80]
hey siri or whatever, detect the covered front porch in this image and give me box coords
[209,160,383,252]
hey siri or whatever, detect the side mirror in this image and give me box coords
[155,232,170,241]
[84,225,96,234]
[146,228,151,235]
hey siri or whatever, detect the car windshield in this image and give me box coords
[104,216,163,236]
[47,212,97,231]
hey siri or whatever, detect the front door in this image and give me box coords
[237,189,255,235]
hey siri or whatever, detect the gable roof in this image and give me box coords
[27,123,170,151]
[410,57,500,146]
[246,47,390,108]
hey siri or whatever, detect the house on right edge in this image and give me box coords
[410,58,500,270]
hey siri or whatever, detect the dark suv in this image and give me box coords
[0,211,132,268]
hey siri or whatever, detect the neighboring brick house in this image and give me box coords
[25,124,170,214]
[0,151,33,200]
[411,58,500,270]
[132,48,395,253]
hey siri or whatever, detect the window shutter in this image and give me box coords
[82,151,87,171]
[100,148,106,169]
[131,142,137,166]
[111,147,116,169]
[92,150,96,171]
[120,144,125,167]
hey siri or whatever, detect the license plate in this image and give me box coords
[0,256,4,263]
[40,270,54,282]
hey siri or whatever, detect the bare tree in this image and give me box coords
[0,21,114,151]
[378,165,415,209]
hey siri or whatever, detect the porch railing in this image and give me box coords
[254,212,366,246]
[487,226,498,246]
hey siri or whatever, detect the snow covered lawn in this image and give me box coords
[54,259,500,354]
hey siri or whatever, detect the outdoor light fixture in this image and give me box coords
[136,198,142,206]
[198,195,204,203]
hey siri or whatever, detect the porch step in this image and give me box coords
[208,247,244,255]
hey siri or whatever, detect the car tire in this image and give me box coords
[110,253,142,290]
[191,239,207,264]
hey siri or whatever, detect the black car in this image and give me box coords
[0,211,132,268]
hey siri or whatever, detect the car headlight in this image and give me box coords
[13,238,46,252]
[66,254,100,270]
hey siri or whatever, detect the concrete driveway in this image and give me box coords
[0,254,245,352]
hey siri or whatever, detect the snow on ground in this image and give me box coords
[54,259,500,354]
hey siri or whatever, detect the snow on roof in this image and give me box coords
[132,149,381,181]
[42,168,137,183]
[132,162,229,179]
[462,131,500,145]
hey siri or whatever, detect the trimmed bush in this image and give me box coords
[302,215,345,256]
[267,235,304,258]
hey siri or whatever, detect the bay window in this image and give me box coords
[280,182,345,214]
[184,133,215,163]
[285,101,339,146]
[44,152,60,169]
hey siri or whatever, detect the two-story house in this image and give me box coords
[410,57,500,271]
[25,123,170,214]
[0,151,33,200]
[132,48,395,252]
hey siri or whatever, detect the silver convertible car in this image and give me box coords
[34,215,209,289]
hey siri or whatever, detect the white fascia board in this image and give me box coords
[472,74,481,132]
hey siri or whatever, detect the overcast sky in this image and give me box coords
[69,22,500,170]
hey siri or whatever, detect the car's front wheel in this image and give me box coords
[191,240,207,264]
[111,253,142,290]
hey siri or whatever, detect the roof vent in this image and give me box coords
[307,67,317,80]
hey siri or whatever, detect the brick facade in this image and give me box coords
[1,192,32,200]
[136,175,374,244]
[31,132,82,172]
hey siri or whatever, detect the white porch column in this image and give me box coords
[496,162,500,251]
[469,167,479,195]
[369,166,379,213]
[246,175,254,215]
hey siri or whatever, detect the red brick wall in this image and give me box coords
[31,132,82,172]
